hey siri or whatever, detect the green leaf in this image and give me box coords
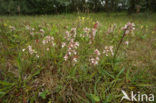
[100,69,115,79]
[24,66,43,84]
[116,67,125,78]
[39,90,49,99]
[94,77,100,95]
[90,94,100,102]
[0,91,6,98]
[136,84,153,87]
[0,80,14,86]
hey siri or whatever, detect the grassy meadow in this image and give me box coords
[0,13,156,103]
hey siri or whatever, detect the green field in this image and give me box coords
[0,13,156,103]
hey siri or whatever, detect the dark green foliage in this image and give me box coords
[0,0,155,15]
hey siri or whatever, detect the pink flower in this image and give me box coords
[42,36,55,45]
[65,31,70,40]
[80,27,91,38]
[96,57,99,61]
[84,27,90,34]
[89,58,98,65]
[30,32,34,36]
[64,28,77,40]
[63,28,79,63]
[73,57,78,63]
[75,42,79,48]
[28,45,37,55]
[64,54,68,61]
[122,22,135,34]
[103,46,114,56]
[63,39,79,63]
[94,49,101,56]
[125,41,129,45]
[40,29,45,34]
[65,31,70,36]
[46,48,49,51]
[71,28,77,37]
[62,42,66,48]
[89,49,101,66]
[68,51,72,55]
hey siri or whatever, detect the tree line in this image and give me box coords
[0,0,155,15]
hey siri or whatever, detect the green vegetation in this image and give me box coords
[0,13,156,103]
[0,0,156,15]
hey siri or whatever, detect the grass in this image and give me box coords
[0,13,156,103]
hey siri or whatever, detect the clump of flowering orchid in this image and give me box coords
[28,45,37,55]
[103,46,114,56]
[22,45,39,58]
[89,49,101,66]
[42,36,55,46]
[124,41,129,46]
[25,25,35,36]
[80,27,90,37]
[63,39,79,63]
[122,22,135,34]
[113,22,135,61]
[25,25,45,36]
[80,21,99,43]
[39,29,45,34]
[62,28,79,64]
[36,28,45,36]
[64,28,77,41]
[42,35,56,52]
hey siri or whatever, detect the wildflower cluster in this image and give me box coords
[80,27,90,37]
[103,46,114,56]
[64,28,77,41]
[42,36,55,46]
[23,45,39,58]
[63,39,79,63]
[25,25,35,35]
[39,29,45,34]
[89,49,101,65]
[80,21,99,43]
[25,25,45,36]
[28,45,37,55]
[63,28,80,63]
[124,41,129,46]
[21,21,132,66]
[122,22,135,34]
